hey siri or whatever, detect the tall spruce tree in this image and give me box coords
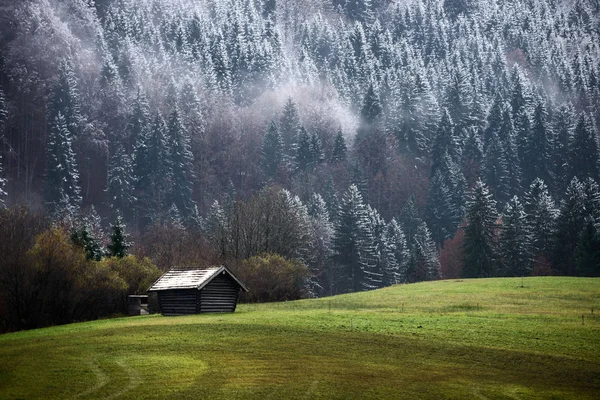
[569,113,599,182]
[367,204,394,289]
[553,177,587,275]
[462,179,499,278]
[48,59,82,140]
[260,121,284,179]
[279,97,302,157]
[333,184,380,292]
[424,169,455,247]
[0,154,6,208]
[45,112,82,214]
[523,178,558,262]
[498,196,532,277]
[386,218,409,284]
[167,108,199,227]
[106,142,135,220]
[524,101,553,187]
[146,112,172,219]
[406,222,440,282]
[330,128,347,163]
[107,215,131,258]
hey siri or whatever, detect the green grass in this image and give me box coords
[1,277,599,399]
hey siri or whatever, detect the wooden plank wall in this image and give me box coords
[199,273,239,313]
[157,289,198,315]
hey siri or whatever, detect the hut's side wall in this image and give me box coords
[199,273,239,313]
[158,289,199,315]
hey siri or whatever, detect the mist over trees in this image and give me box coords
[0,0,599,319]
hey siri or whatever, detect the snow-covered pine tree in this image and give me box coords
[333,184,380,293]
[0,154,6,208]
[45,112,82,214]
[48,58,82,140]
[424,169,455,247]
[498,196,533,277]
[523,178,558,263]
[306,193,335,295]
[386,218,409,284]
[106,142,135,220]
[552,103,576,195]
[366,204,393,289]
[406,221,440,282]
[167,108,199,227]
[206,200,229,258]
[399,195,423,246]
[569,113,599,182]
[146,111,172,219]
[524,100,553,187]
[323,178,341,224]
[462,179,499,278]
[553,177,587,275]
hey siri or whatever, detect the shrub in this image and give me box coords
[235,253,309,303]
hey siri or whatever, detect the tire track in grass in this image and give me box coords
[105,359,141,399]
[73,359,108,399]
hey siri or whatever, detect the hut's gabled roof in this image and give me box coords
[148,266,248,292]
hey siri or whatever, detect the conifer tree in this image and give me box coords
[498,196,532,277]
[167,108,199,227]
[48,59,82,139]
[333,184,380,292]
[424,170,455,247]
[574,218,600,276]
[399,195,423,246]
[306,193,335,295]
[146,112,172,217]
[45,112,82,214]
[260,121,284,179]
[553,177,587,275]
[386,218,409,284]
[462,179,499,278]
[323,178,340,224]
[553,103,575,194]
[524,101,553,187]
[0,154,6,208]
[406,222,440,282]
[106,142,135,220]
[71,211,104,262]
[330,128,347,163]
[462,127,483,187]
[431,109,458,176]
[523,179,558,261]
[569,113,599,182]
[206,200,229,258]
[294,126,313,172]
[280,97,302,156]
[0,86,7,131]
[367,205,394,289]
[107,215,131,258]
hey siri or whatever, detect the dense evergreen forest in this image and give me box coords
[0,0,599,323]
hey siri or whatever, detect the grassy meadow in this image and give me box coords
[1,277,599,399]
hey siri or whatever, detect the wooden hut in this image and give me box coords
[147,266,248,315]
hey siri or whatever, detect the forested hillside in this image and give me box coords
[0,0,599,303]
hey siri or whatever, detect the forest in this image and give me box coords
[0,0,599,330]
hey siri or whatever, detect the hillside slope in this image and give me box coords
[1,277,599,399]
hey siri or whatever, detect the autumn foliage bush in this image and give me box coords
[0,206,160,332]
[234,253,309,303]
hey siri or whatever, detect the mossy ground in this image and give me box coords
[1,277,599,399]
